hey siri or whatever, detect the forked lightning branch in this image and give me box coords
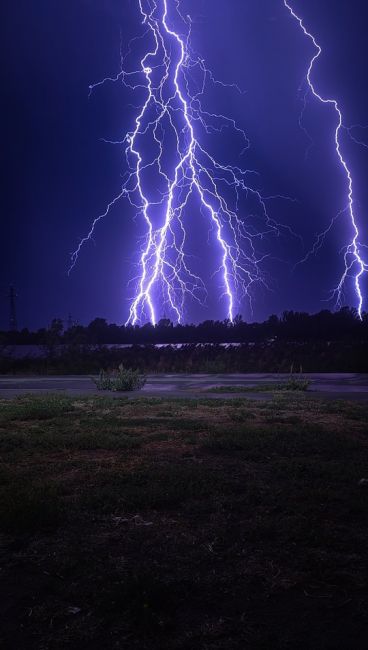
[70,0,367,322]
[70,0,291,324]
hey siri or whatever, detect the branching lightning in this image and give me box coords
[70,0,293,325]
[284,0,367,318]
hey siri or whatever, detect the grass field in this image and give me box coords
[1,393,368,649]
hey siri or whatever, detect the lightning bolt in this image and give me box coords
[284,0,367,318]
[70,0,294,325]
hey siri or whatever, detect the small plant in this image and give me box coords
[283,377,310,391]
[286,364,310,391]
[93,364,146,392]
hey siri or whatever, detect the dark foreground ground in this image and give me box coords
[2,372,368,400]
[1,393,368,649]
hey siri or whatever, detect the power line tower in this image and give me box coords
[7,285,18,332]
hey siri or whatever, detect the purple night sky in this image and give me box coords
[2,0,368,329]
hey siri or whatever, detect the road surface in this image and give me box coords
[1,373,368,400]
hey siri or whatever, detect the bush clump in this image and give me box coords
[93,364,146,392]
[283,377,310,391]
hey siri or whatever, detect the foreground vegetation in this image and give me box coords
[1,393,368,648]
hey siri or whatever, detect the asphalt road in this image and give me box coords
[1,373,368,400]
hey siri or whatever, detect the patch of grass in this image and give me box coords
[96,567,185,632]
[109,415,206,433]
[63,430,143,451]
[147,431,170,442]
[81,464,214,513]
[206,378,310,393]
[0,393,74,422]
[324,400,368,420]
[155,410,174,417]
[0,482,64,533]
[229,409,257,422]
[0,423,144,453]
[165,417,206,431]
[201,422,362,460]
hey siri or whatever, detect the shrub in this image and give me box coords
[284,377,310,391]
[285,366,310,391]
[93,364,146,392]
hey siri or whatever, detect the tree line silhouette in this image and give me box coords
[2,308,368,346]
[1,308,368,374]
